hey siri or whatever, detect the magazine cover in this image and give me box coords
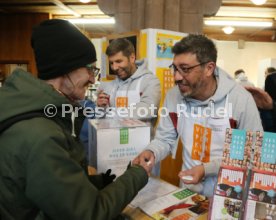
[244,200,276,220]
[244,170,276,218]
[252,131,276,172]
[248,170,276,204]
[215,166,246,200]
[210,195,242,220]
[244,201,276,220]
[210,128,252,219]
[222,128,253,169]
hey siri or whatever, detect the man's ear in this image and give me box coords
[129,53,136,63]
[205,62,216,77]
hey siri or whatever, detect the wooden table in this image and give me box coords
[123,205,209,220]
[123,206,152,220]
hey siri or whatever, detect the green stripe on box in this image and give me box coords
[120,128,129,144]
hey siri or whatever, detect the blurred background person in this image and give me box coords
[262,66,276,131]
[234,69,254,87]
[265,67,276,79]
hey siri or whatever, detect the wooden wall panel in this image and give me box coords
[0,13,49,76]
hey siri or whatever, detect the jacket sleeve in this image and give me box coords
[25,124,148,220]
[145,94,178,162]
[131,74,161,119]
[235,89,263,132]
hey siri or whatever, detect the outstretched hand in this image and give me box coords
[245,86,273,110]
[132,150,155,176]
[102,169,116,186]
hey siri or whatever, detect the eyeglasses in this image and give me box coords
[169,62,208,76]
[86,64,100,78]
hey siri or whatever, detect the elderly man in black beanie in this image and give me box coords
[0,19,150,220]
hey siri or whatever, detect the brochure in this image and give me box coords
[210,195,242,220]
[244,131,276,219]
[248,170,276,205]
[140,188,209,220]
[252,131,276,173]
[221,128,253,169]
[211,128,253,220]
[215,166,246,200]
[130,177,178,208]
[244,201,276,220]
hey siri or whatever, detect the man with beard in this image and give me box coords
[96,38,160,121]
[133,34,262,197]
[95,38,161,175]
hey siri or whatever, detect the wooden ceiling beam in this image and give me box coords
[50,0,81,17]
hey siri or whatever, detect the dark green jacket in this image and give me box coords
[0,69,148,220]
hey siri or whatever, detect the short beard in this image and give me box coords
[181,91,192,97]
[177,78,204,98]
[118,66,133,80]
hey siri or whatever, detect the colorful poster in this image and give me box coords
[253,131,276,172]
[230,129,246,160]
[156,36,174,59]
[262,132,276,164]
[215,167,246,200]
[155,32,184,68]
[222,128,252,169]
[248,171,276,204]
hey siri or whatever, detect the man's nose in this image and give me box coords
[112,63,119,71]
[88,74,95,84]
[174,70,184,81]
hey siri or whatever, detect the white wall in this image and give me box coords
[91,38,102,69]
[215,40,276,87]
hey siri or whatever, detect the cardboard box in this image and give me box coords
[88,118,150,177]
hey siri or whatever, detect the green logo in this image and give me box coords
[120,128,129,144]
[173,189,195,200]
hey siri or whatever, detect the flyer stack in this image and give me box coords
[210,128,253,220]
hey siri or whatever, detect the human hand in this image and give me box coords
[245,86,273,110]
[97,90,110,107]
[178,164,205,184]
[132,150,155,176]
[102,169,116,187]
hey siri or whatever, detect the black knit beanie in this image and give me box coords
[31,19,97,80]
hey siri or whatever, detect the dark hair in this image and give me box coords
[106,38,135,57]
[266,67,276,74]
[172,34,217,63]
[234,69,245,76]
